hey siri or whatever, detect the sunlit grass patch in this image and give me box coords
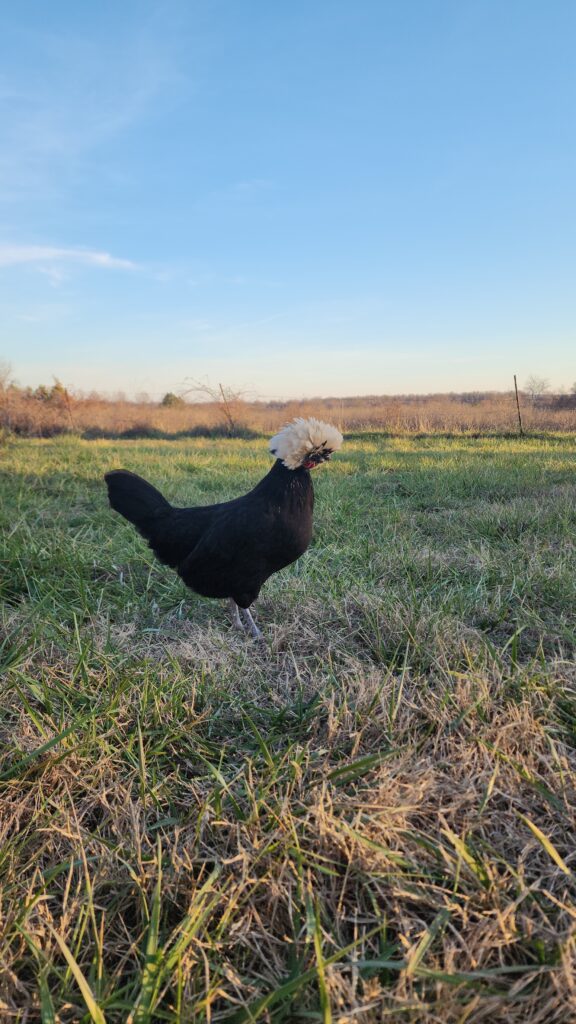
[1,433,575,1022]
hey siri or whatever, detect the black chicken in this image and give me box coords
[104,417,343,638]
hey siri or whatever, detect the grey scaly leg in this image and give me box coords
[241,605,263,640]
[228,598,244,631]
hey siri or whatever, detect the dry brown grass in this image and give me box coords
[1,386,575,438]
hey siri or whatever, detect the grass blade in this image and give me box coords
[47,923,106,1024]
[327,749,393,783]
[130,835,163,1024]
[231,923,385,1023]
[0,723,78,782]
[519,814,572,875]
[311,896,332,1024]
[38,970,57,1024]
[405,909,450,978]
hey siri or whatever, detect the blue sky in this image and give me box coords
[1,0,575,399]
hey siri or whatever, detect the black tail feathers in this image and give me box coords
[104,470,172,540]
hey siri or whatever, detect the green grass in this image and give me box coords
[1,432,575,1023]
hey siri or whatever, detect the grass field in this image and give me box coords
[1,433,576,1023]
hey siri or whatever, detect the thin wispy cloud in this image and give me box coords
[0,244,136,270]
[15,303,71,323]
[0,15,188,199]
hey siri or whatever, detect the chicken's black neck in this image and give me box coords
[254,459,313,506]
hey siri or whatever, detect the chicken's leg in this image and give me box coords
[228,598,244,631]
[241,606,263,640]
[228,600,263,640]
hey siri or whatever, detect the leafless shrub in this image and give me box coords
[181,378,249,435]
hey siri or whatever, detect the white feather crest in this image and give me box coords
[269,417,344,470]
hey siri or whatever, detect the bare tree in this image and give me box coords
[524,375,550,403]
[0,360,13,393]
[182,378,246,435]
[0,361,12,432]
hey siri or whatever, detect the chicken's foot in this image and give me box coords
[228,600,263,640]
[241,606,263,640]
[228,599,244,631]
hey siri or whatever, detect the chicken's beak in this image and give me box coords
[303,450,332,469]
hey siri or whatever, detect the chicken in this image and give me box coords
[104,417,343,638]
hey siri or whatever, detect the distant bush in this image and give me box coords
[160,392,185,407]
